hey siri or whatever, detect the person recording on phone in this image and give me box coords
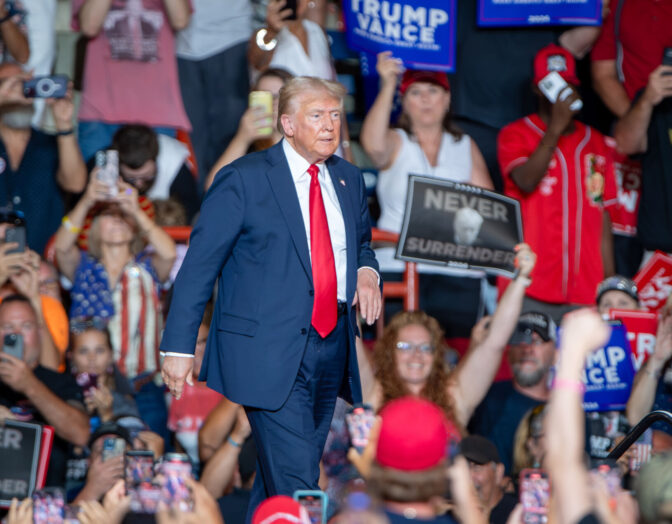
[160,76,381,519]
[204,67,294,191]
[0,63,86,253]
[497,43,618,322]
[53,174,176,438]
[0,294,90,487]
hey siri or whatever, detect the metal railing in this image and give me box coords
[607,410,672,460]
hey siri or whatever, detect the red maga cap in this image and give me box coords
[533,43,580,86]
[376,396,452,471]
[400,70,451,96]
[252,496,309,524]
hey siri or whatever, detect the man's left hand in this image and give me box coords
[352,268,381,326]
[0,352,35,393]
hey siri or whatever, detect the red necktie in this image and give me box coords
[308,164,337,337]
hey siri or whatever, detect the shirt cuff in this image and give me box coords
[358,266,380,285]
[159,352,195,358]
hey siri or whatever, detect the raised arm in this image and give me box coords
[51,84,87,193]
[0,4,29,64]
[53,175,110,280]
[546,309,610,524]
[508,89,580,193]
[613,65,672,155]
[626,312,672,426]
[248,0,291,72]
[449,244,536,427]
[360,51,403,169]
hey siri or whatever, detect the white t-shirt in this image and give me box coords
[176,0,253,60]
[268,19,335,80]
[375,128,483,277]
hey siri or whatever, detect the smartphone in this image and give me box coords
[629,428,653,472]
[345,404,375,452]
[5,225,26,254]
[283,0,297,20]
[23,75,68,99]
[293,490,328,524]
[75,372,99,395]
[663,47,672,75]
[130,482,162,513]
[519,469,550,524]
[158,453,193,511]
[538,71,582,111]
[2,332,23,360]
[249,90,274,137]
[590,461,621,500]
[95,150,119,196]
[32,488,65,524]
[125,450,155,487]
[102,437,126,461]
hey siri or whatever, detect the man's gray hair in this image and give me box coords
[277,76,346,135]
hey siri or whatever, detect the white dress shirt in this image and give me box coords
[283,139,348,301]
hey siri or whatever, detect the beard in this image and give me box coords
[1,106,34,129]
[512,362,548,388]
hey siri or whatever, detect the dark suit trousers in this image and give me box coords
[244,313,348,521]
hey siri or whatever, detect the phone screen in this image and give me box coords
[294,490,327,524]
[32,488,65,524]
[126,450,155,487]
[345,404,375,452]
[102,437,126,461]
[158,457,193,511]
[520,469,550,524]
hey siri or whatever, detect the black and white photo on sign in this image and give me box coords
[396,175,523,276]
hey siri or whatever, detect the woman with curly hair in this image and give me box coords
[357,244,537,433]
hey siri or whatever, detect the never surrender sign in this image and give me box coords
[477,0,602,27]
[0,420,42,506]
[343,0,456,72]
[396,176,523,275]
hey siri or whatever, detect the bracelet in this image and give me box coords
[255,28,277,52]
[56,129,74,137]
[61,215,82,234]
[553,378,586,394]
[227,436,242,448]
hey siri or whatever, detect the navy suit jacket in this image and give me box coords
[160,141,379,410]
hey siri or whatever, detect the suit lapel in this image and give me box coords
[265,143,312,281]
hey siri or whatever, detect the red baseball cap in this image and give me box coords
[400,70,450,96]
[252,496,310,524]
[533,44,580,86]
[376,396,452,471]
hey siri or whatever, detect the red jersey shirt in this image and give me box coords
[591,0,672,100]
[498,115,618,305]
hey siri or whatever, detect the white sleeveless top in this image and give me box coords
[375,129,482,276]
[268,19,335,80]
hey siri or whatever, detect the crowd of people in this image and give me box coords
[0,0,671,523]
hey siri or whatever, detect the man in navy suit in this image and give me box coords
[160,76,381,515]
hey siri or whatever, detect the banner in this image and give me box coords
[607,137,641,237]
[581,324,635,412]
[343,0,456,72]
[0,420,42,506]
[477,0,602,27]
[396,176,523,275]
[634,251,672,312]
[608,309,659,371]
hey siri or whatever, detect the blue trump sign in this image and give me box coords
[343,0,456,72]
[477,0,602,27]
[580,324,635,412]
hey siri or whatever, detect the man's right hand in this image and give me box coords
[644,65,672,107]
[161,355,194,399]
[548,86,580,136]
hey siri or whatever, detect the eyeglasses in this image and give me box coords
[395,341,434,354]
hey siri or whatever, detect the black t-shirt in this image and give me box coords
[637,96,672,251]
[385,509,458,524]
[489,493,518,524]
[0,365,85,487]
[468,381,544,474]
